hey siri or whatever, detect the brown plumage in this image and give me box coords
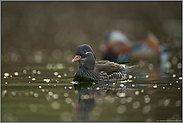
[72,44,138,82]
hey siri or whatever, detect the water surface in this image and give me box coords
[1,62,182,122]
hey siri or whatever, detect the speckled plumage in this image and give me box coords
[72,44,138,82]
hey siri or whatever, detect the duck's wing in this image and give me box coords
[94,60,125,75]
[125,65,139,74]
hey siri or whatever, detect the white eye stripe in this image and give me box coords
[85,51,92,54]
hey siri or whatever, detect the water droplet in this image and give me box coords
[148,63,154,70]
[175,100,181,107]
[133,101,140,109]
[32,70,37,74]
[163,98,170,106]
[74,90,78,94]
[14,72,19,76]
[96,87,100,90]
[2,90,7,95]
[57,75,61,78]
[41,89,45,92]
[23,70,27,73]
[50,101,60,110]
[135,91,139,95]
[64,73,67,76]
[32,78,36,81]
[120,84,124,87]
[153,85,157,88]
[37,71,41,74]
[60,112,72,121]
[4,73,9,77]
[5,81,8,84]
[34,93,39,98]
[30,91,34,95]
[118,93,126,97]
[145,75,149,78]
[172,74,176,78]
[65,97,72,104]
[29,104,38,112]
[48,91,53,96]
[69,67,74,72]
[179,77,182,80]
[54,72,58,76]
[11,91,16,96]
[63,93,69,97]
[117,105,127,114]
[126,97,132,103]
[52,94,59,99]
[169,83,172,86]
[144,95,151,103]
[64,86,67,89]
[129,75,132,79]
[177,63,182,69]
[25,92,29,96]
[120,98,126,104]
[43,78,50,83]
[69,86,72,89]
[142,104,151,114]
[28,76,31,78]
[46,64,52,69]
[39,86,42,89]
[141,90,144,93]
[57,63,64,69]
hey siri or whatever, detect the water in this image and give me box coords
[1,62,182,122]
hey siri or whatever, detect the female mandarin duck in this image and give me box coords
[101,30,175,66]
[72,44,138,82]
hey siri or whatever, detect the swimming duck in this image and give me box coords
[101,30,176,66]
[72,44,138,82]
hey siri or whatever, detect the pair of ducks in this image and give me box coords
[72,44,138,82]
[101,30,177,65]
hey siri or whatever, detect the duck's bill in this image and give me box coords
[72,55,82,62]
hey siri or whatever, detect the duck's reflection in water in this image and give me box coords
[71,81,139,121]
[72,82,95,120]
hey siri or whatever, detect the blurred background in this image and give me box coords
[2,1,182,66]
[1,2,182,122]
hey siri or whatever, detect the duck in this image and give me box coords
[72,44,138,82]
[101,30,177,66]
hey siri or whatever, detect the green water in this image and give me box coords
[1,62,182,122]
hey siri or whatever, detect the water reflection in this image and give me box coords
[72,81,140,121]
[72,82,95,120]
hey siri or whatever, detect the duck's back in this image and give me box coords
[94,60,125,74]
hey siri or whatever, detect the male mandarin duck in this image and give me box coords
[72,44,138,82]
[101,30,175,66]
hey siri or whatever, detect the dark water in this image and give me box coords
[1,1,182,122]
[1,62,182,122]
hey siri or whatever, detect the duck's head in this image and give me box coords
[72,44,96,70]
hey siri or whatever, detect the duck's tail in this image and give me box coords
[125,65,139,74]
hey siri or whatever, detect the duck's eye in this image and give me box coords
[83,50,87,54]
